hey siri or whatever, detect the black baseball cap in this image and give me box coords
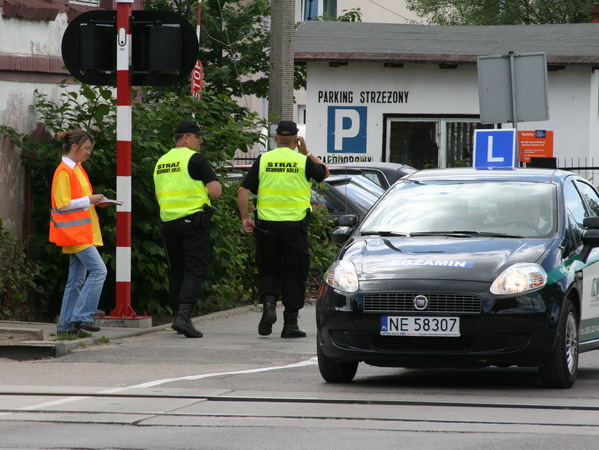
[175,120,209,135]
[275,120,299,136]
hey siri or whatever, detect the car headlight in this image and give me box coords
[490,263,547,295]
[325,260,359,293]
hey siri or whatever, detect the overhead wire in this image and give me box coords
[365,0,421,23]
[216,0,251,109]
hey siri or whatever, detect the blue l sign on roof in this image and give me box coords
[473,129,516,169]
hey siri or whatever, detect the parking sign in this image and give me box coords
[473,129,516,169]
[327,106,367,154]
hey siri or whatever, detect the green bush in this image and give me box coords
[0,219,42,320]
[0,84,339,320]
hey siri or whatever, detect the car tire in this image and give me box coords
[317,339,358,383]
[538,298,579,389]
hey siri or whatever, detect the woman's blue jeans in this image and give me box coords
[57,246,107,332]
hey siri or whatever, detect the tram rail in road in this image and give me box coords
[3,387,599,435]
[3,389,599,411]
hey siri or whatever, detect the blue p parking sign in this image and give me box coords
[327,106,367,154]
[473,129,516,169]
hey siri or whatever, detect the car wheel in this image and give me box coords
[538,298,579,389]
[317,339,358,383]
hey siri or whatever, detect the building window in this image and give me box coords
[303,0,318,20]
[323,0,337,18]
[386,117,493,169]
[445,121,493,168]
[302,0,337,20]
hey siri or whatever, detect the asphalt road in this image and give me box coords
[2,301,599,449]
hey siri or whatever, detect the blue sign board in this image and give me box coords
[327,106,367,154]
[473,129,516,169]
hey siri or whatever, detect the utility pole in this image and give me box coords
[268,0,295,125]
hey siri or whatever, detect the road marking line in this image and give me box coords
[18,396,90,411]
[13,357,317,411]
[104,357,318,391]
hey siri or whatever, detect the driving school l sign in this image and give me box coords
[473,129,516,169]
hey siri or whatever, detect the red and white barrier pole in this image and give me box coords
[111,0,137,318]
[191,0,204,97]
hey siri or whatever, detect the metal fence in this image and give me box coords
[557,157,599,184]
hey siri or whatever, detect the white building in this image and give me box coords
[296,0,420,24]
[295,21,599,168]
[237,0,418,157]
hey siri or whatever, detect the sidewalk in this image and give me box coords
[0,305,256,360]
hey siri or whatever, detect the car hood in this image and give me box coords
[341,237,553,282]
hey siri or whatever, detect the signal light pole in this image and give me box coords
[109,0,138,319]
[61,3,199,327]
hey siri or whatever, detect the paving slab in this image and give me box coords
[0,327,44,344]
[0,305,255,360]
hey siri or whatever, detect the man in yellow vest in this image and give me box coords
[154,120,222,338]
[238,120,329,338]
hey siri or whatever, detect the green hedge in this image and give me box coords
[0,84,338,320]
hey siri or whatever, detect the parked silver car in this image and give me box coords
[328,162,416,190]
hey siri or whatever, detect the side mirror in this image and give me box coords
[338,214,358,227]
[331,226,354,244]
[580,217,599,262]
[583,217,599,229]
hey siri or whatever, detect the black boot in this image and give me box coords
[281,311,307,338]
[258,296,277,336]
[172,303,203,338]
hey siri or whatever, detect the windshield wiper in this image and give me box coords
[410,230,523,238]
[360,230,411,237]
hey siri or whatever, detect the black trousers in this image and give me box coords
[161,214,211,308]
[255,220,310,313]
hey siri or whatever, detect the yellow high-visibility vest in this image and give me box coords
[257,148,311,221]
[154,147,210,222]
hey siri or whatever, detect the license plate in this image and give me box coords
[381,316,460,337]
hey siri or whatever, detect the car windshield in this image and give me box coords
[360,180,557,238]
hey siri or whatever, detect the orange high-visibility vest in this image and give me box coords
[49,162,94,247]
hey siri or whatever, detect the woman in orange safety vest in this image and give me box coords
[50,129,110,334]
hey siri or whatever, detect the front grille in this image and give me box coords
[364,293,481,313]
[370,335,475,352]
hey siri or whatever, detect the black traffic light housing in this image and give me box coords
[79,19,116,73]
[62,10,199,86]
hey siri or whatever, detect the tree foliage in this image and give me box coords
[0,219,42,320]
[142,1,362,95]
[143,0,271,98]
[0,85,262,318]
[405,0,595,25]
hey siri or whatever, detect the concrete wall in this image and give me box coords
[0,11,70,237]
